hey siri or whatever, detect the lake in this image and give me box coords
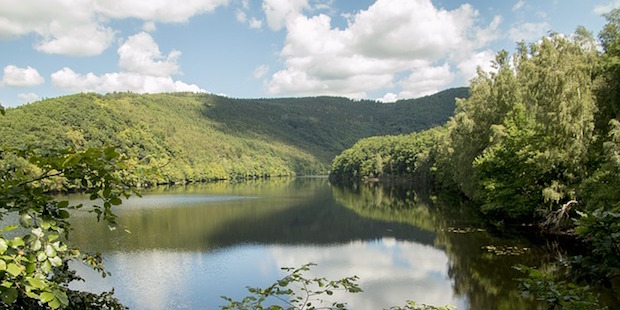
[67,177,550,309]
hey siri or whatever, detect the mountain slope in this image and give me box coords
[0,88,467,184]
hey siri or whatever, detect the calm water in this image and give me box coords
[67,177,550,309]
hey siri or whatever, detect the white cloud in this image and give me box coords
[93,0,230,23]
[0,0,228,56]
[512,0,525,11]
[398,63,455,99]
[248,17,264,29]
[0,0,115,56]
[118,32,180,77]
[17,92,39,103]
[50,33,205,94]
[594,0,620,14]
[509,22,551,42]
[51,68,205,94]
[236,10,247,23]
[377,92,398,103]
[262,0,309,31]
[1,65,44,87]
[266,0,500,99]
[253,64,269,79]
[457,50,496,81]
[236,8,263,29]
[142,21,157,32]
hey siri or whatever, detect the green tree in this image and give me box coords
[441,51,520,197]
[0,146,133,309]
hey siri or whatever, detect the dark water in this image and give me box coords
[67,177,552,309]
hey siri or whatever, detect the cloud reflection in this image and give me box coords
[72,238,467,309]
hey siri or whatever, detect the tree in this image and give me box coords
[0,146,134,309]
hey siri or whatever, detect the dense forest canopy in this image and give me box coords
[331,22,618,222]
[0,88,465,185]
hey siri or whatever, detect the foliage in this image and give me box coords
[329,12,620,308]
[472,103,549,220]
[220,263,362,310]
[332,30,600,224]
[0,146,133,309]
[514,265,604,310]
[0,89,464,186]
[570,209,620,286]
[329,127,445,184]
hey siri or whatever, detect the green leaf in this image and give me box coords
[45,244,57,257]
[57,201,69,209]
[9,237,24,248]
[49,256,62,267]
[0,259,6,271]
[103,187,112,198]
[109,197,122,206]
[58,210,70,219]
[41,221,51,230]
[40,292,55,303]
[54,289,69,306]
[41,260,52,274]
[48,297,61,309]
[25,263,36,273]
[104,146,118,160]
[1,287,18,304]
[31,239,42,251]
[0,239,7,253]
[0,225,18,233]
[27,277,46,290]
[32,227,44,238]
[6,263,22,277]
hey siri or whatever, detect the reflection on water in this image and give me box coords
[71,240,467,310]
[68,177,547,309]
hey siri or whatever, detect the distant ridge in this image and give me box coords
[0,87,468,184]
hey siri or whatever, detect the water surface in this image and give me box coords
[69,178,547,309]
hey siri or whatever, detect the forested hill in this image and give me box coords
[0,87,466,184]
[203,87,467,163]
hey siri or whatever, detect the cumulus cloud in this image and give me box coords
[265,0,501,99]
[0,0,228,56]
[263,0,309,31]
[509,22,551,42]
[93,0,229,23]
[51,68,204,94]
[398,63,455,99]
[457,50,496,81]
[51,32,205,94]
[1,65,44,87]
[377,92,398,103]
[17,92,39,103]
[118,32,180,77]
[594,0,620,14]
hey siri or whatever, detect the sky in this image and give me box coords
[0,0,619,107]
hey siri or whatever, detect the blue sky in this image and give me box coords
[0,0,618,107]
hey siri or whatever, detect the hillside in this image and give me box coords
[0,88,467,184]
